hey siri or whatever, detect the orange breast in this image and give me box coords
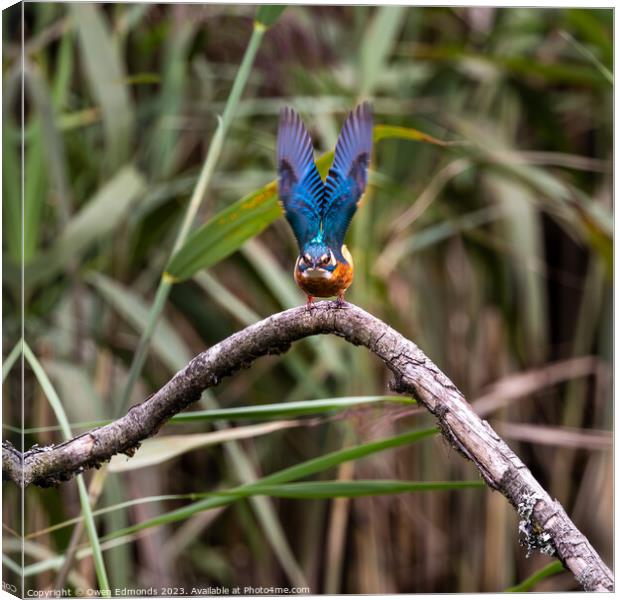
[295,260,354,298]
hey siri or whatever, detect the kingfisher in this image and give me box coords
[277,103,373,308]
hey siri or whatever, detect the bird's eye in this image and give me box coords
[319,254,329,265]
[303,253,312,265]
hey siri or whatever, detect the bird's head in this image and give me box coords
[297,241,337,275]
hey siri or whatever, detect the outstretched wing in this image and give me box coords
[322,103,373,254]
[277,107,323,250]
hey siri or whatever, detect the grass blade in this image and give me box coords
[24,60,71,223]
[209,404,309,588]
[146,21,197,178]
[376,205,506,275]
[23,117,46,262]
[27,495,203,540]
[255,5,287,27]
[360,6,407,95]
[23,342,110,592]
[2,96,21,262]
[102,427,439,540]
[71,3,134,170]
[118,18,271,415]
[22,534,140,579]
[484,173,548,362]
[25,166,146,287]
[2,554,22,576]
[214,480,485,499]
[505,560,564,592]
[172,395,413,422]
[108,420,302,473]
[43,360,105,423]
[22,477,477,576]
[166,182,282,282]
[87,273,192,373]
[21,395,413,434]
[559,31,612,85]
[2,339,22,383]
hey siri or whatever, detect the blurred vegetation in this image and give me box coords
[2,3,612,594]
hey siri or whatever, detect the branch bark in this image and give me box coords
[2,302,613,591]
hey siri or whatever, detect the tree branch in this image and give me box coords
[2,302,613,591]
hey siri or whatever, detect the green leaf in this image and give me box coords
[214,479,485,499]
[1,554,21,576]
[27,494,200,540]
[23,342,110,592]
[375,205,506,275]
[360,6,407,95]
[200,399,307,588]
[505,560,564,592]
[2,114,21,262]
[103,427,439,540]
[71,3,134,170]
[146,22,197,178]
[256,427,438,486]
[43,360,106,423]
[172,395,412,423]
[25,166,146,287]
[87,273,192,373]
[108,420,301,473]
[22,396,412,434]
[410,44,610,87]
[23,119,47,262]
[165,181,282,282]
[255,5,287,28]
[165,125,457,281]
[564,9,612,66]
[484,173,548,362]
[2,339,21,383]
[25,60,72,225]
[24,478,481,575]
[373,124,461,147]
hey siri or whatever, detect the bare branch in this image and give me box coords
[2,302,613,591]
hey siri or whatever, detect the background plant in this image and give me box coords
[2,4,612,594]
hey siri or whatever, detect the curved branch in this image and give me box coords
[2,302,613,591]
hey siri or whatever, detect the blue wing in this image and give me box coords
[322,103,373,255]
[277,107,324,250]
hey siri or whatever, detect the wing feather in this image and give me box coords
[322,103,373,255]
[277,107,323,249]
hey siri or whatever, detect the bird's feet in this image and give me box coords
[333,293,348,309]
[305,295,316,312]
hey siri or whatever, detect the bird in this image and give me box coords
[276,102,373,308]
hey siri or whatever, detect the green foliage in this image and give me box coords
[172,395,413,422]
[102,427,439,540]
[23,342,110,592]
[506,560,564,592]
[88,273,192,372]
[255,5,287,27]
[216,479,485,499]
[71,3,134,170]
[166,181,281,281]
[25,167,146,287]
[18,396,411,435]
